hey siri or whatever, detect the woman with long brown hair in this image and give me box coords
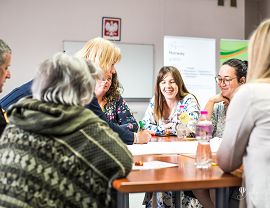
[142,66,200,208]
[142,66,200,136]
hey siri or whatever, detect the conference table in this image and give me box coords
[113,136,243,208]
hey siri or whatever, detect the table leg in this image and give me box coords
[152,192,157,208]
[117,192,129,208]
[215,187,230,208]
[174,191,182,208]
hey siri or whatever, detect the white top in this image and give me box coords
[217,82,270,208]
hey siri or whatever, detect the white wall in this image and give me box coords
[0,0,245,118]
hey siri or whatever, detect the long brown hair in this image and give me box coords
[154,66,189,121]
[104,73,123,102]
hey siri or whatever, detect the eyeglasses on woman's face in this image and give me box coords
[215,76,237,85]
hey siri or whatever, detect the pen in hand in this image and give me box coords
[135,121,152,143]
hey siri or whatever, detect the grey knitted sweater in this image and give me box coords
[0,98,132,208]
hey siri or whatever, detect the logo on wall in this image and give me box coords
[102,17,121,41]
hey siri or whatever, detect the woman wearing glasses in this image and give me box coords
[193,58,248,208]
[218,19,270,208]
[205,58,248,138]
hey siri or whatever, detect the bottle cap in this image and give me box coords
[201,110,208,115]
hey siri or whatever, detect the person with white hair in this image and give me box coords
[0,52,132,208]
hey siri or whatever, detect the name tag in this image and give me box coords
[178,112,190,125]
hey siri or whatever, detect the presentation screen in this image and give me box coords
[164,36,216,107]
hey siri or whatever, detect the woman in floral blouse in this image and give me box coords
[142,66,201,208]
[142,66,200,136]
[95,72,138,132]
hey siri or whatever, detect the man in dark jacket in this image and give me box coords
[0,39,12,134]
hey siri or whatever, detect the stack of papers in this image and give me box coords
[128,137,222,156]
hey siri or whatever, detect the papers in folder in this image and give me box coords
[128,137,222,156]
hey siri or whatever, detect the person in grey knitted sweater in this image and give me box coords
[0,53,133,208]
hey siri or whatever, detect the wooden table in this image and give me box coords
[113,154,242,208]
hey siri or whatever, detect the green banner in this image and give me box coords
[220,39,248,64]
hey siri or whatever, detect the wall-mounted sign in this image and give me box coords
[102,17,121,41]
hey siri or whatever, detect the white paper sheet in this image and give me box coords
[128,137,222,156]
[132,160,178,170]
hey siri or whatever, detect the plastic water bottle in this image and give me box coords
[195,110,213,168]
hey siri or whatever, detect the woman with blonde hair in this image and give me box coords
[0,37,151,144]
[76,37,151,144]
[217,19,270,208]
[75,37,121,75]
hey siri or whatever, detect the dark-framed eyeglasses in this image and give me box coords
[215,76,237,85]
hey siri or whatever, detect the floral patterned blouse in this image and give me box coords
[141,94,200,135]
[211,102,227,138]
[103,96,139,132]
[142,93,202,208]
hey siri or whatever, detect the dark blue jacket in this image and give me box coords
[0,80,134,145]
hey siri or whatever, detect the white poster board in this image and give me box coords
[63,41,154,100]
[164,36,216,107]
